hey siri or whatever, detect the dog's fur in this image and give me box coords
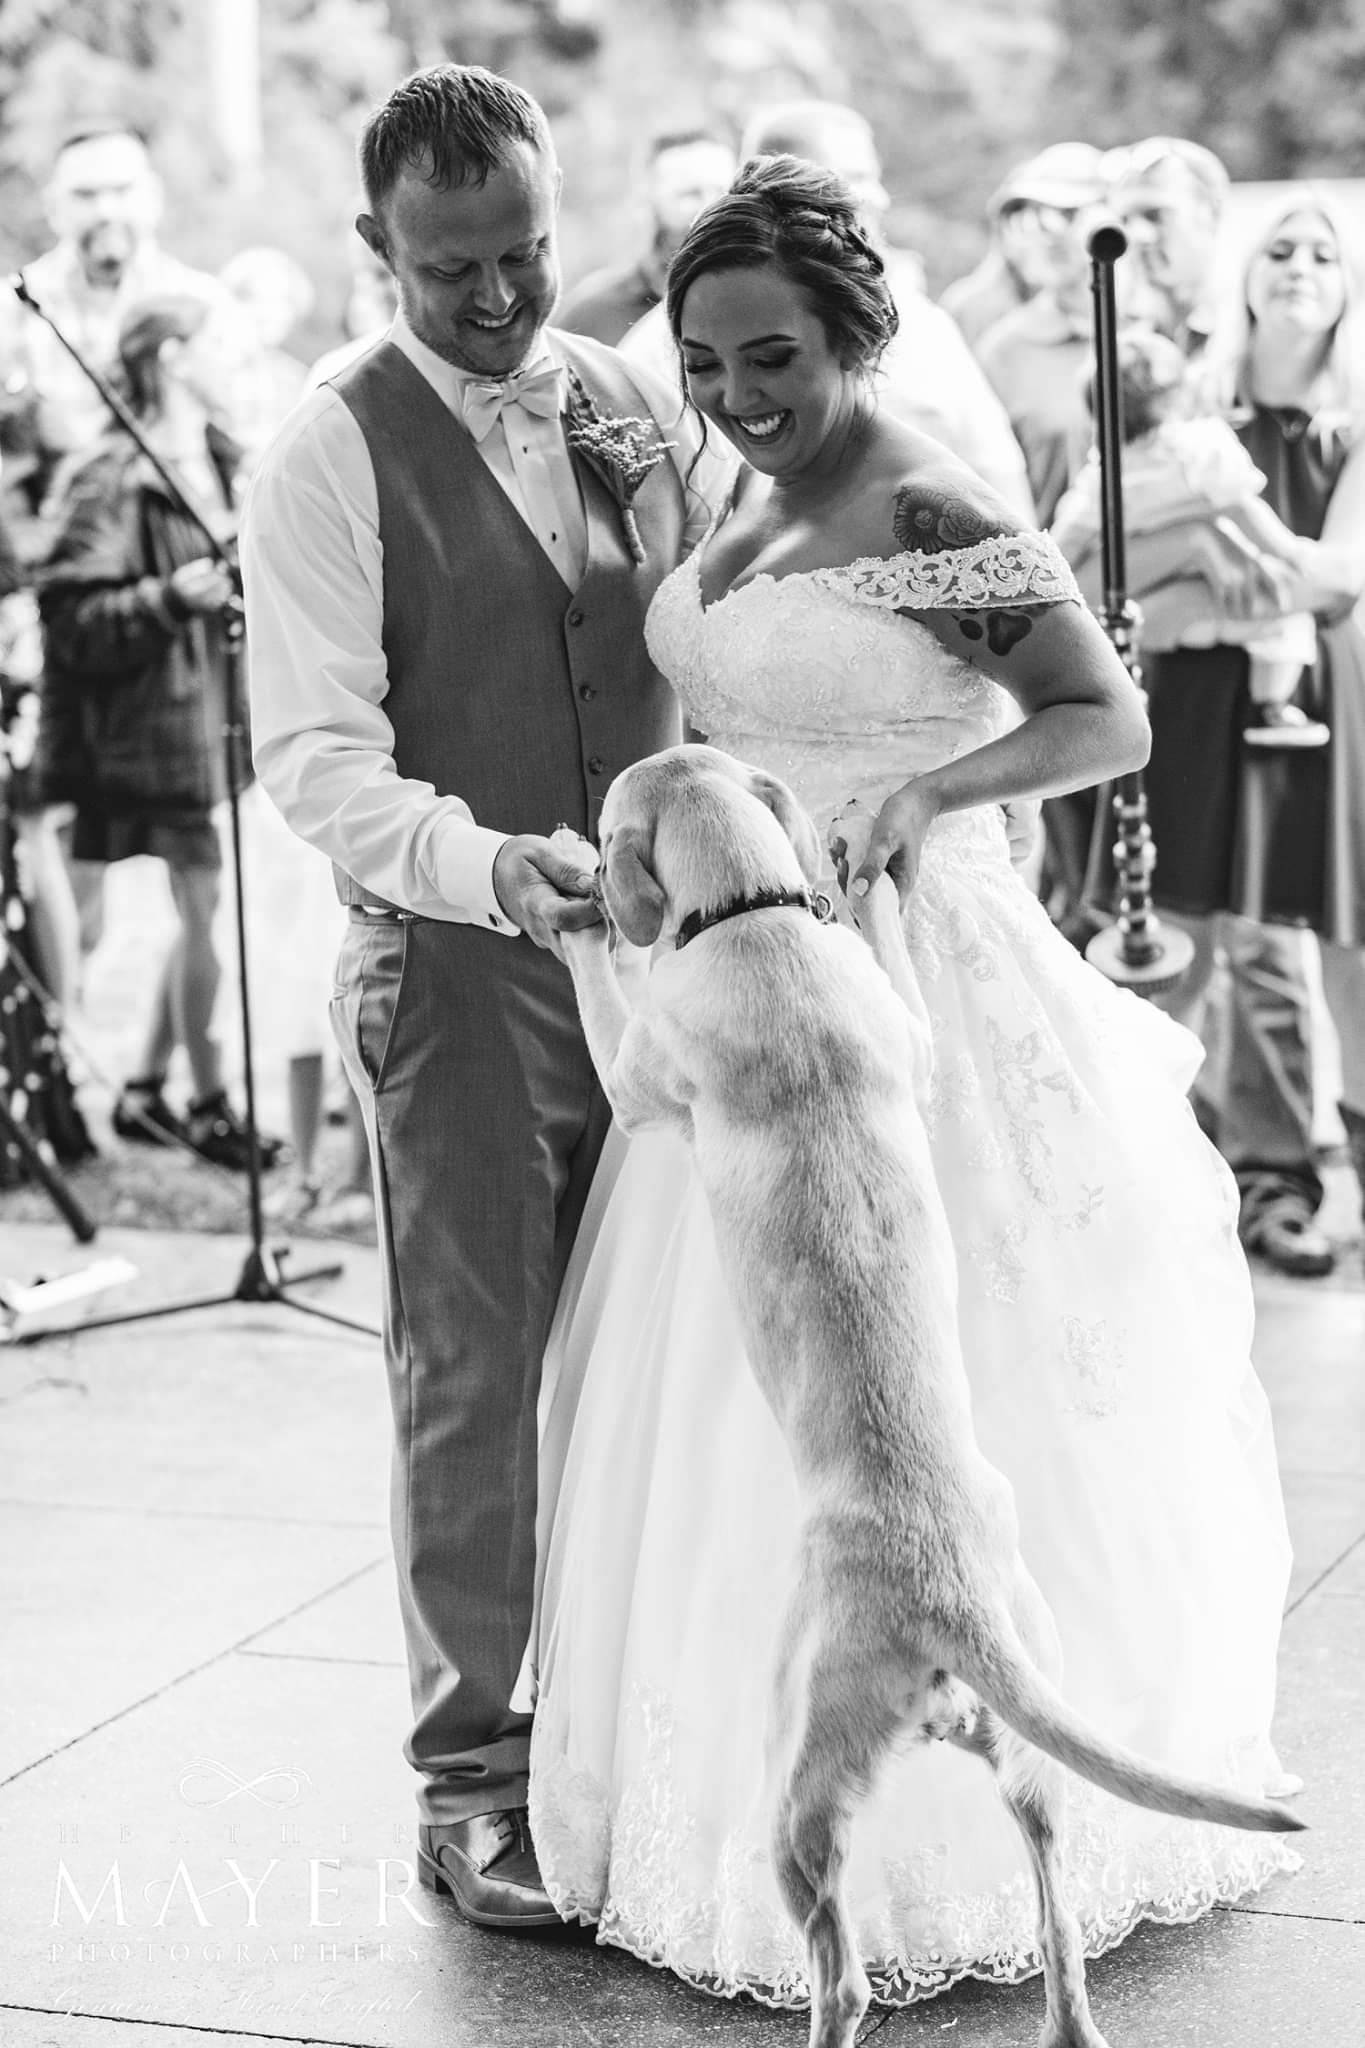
[559,744,1302,2048]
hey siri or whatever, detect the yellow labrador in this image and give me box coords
[558,743,1302,2048]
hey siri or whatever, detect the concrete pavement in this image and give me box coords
[0,1186,1361,2048]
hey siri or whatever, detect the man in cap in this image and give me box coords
[942,142,1108,355]
[972,143,1109,527]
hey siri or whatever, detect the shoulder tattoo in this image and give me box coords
[892,480,1010,555]
[892,482,1044,655]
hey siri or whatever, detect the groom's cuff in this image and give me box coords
[436,824,519,936]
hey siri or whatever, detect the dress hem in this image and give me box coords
[546,1842,1302,2012]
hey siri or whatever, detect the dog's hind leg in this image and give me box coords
[965,1714,1111,2048]
[951,1573,1111,2048]
[770,1632,898,2048]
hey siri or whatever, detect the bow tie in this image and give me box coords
[459,361,565,441]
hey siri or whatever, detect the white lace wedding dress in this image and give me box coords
[522,530,1300,2008]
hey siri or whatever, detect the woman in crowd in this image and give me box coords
[38,293,277,1169]
[1105,194,1365,1274]
[521,157,1299,2014]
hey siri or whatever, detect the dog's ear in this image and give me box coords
[603,828,666,946]
[748,771,824,885]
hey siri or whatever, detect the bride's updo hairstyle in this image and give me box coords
[665,154,899,373]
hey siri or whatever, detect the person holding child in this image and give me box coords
[1072,195,1365,1276]
[1053,325,1328,750]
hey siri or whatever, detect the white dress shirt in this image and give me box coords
[242,312,730,933]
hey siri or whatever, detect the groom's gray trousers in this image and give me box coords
[333,911,610,1824]
[319,334,685,1822]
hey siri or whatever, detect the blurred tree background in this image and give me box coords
[3,0,1365,359]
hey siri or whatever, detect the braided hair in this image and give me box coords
[665,154,899,372]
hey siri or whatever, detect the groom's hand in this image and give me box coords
[493,834,604,957]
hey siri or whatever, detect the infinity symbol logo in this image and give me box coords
[176,1757,312,1808]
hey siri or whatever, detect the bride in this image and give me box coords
[521,155,1299,2010]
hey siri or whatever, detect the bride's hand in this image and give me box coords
[851,778,944,908]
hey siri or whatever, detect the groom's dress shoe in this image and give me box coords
[417,1812,561,1928]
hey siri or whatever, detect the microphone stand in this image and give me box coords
[6,272,378,1341]
[1079,226,1194,999]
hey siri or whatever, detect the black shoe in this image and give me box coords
[417,1813,562,1929]
[1239,1179,1336,1279]
[112,1080,185,1146]
[185,1090,283,1173]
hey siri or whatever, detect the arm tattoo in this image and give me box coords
[953,608,1041,655]
[892,481,1046,655]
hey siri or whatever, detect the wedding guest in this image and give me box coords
[1,125,251,984]
[625,99,1034,518]
[37,293,275,1170]
[974,153,1107,526]
[0,512,83,1014]
[970,150,1111,938]
[245,774,373,1231]
[941,143,1104,353]
[558,126,736,347]
[1052,325,1327,746]
[0,125,247,512]
[0,508,94,1172]
[1073,193,1365,1276]
[219,245,316,467]
[241,63,727,1928]
[304,239,400,389]
[257,262,410,1216]
[1107,139,1328,1272]
[1107,136,1230,363]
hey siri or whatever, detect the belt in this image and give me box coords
[348,903,418,923]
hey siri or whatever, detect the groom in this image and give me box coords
[241,64,722,1925]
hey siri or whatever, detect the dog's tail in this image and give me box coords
[955,1621,1305,1835]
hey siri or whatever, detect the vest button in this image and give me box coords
[568,608,585,627]
[587,755,606,775]
[577,682,596,701]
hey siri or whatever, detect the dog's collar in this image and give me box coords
[674,887,833,951]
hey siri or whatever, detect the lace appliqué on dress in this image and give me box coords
[1064,1315,1128,1419]
[827,531,1082,614]
[531,1686,1299,2013]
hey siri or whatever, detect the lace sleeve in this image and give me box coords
[835,531,1083,612]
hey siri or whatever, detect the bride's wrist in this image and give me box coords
[905,771,948,816]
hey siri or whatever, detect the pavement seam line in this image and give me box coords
[1226,1904,1365,1924]
[237,1649,404,1669]
[0,1496,385,1531]
[0,2001,387,2048]
[0,1554,389,1791]
[1285,1526,1365,1615]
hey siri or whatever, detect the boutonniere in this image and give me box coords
[564,368,675,566]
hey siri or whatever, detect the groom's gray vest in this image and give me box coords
[327,331,687,914]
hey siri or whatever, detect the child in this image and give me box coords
[1053,327,1328,748]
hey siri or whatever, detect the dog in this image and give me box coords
[556,743,1302,2048]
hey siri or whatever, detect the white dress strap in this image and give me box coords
[834,531,1083,612]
